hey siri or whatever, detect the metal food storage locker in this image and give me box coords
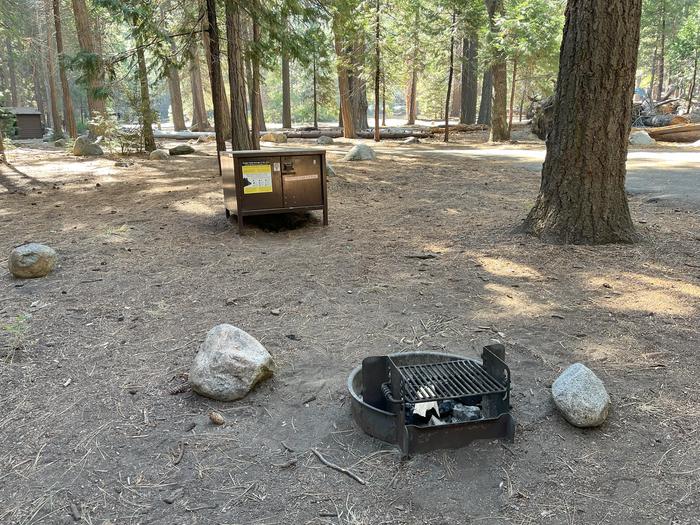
[219,149,329,232]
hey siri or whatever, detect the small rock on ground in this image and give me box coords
[189,324,274,402]
[169,144,195,155]
[149,149,170,160]
[317,135,334,145]
[344,144,376,161]
[551,363,611,428]
[8,243,57,278]
[629,130,656,146]
[402,137,420,144]
[54,139,67,147]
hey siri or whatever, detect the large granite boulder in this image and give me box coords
[261,132,288,143]
[190,324,274,402]
[149,149,170,160]
[317,136,334,145]
[552,363,611,428]
[8,243,57,278]
[344,144,376,161]
[169,144,195,155]
[73,136,104,156]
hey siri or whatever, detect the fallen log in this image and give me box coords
[644,123,700,143]
[284,127,431,139]
[636,114,689,127]
[429,123,488,133]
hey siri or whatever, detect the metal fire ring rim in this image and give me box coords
[347,351,474,417]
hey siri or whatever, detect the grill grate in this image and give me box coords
[394,359,508,403]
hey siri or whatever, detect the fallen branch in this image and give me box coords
[311,448,366,485]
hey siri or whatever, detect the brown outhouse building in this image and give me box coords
[3,107,44,139]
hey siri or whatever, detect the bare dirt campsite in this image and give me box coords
[3,0,700,522]
[1,130,699,524]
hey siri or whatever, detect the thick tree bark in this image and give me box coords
[460,34,478,124]
[333,19,355,138]
[44,0,62,138]
[167,63,186,131]
[135,21,155,152]
[282,55,292,128]
[485,0,509,141]
[444,12,456,142]
[523,0,641,244]
[374,0,381,142]
[250,13,261,150]
[349,44,369,132]
[406,69,418,124]
[71,0,106,119]
[508,58,517,132]
[32,64,46,126]
[382,72,387,127]
[189,47,210,131]
[6,38,19,107]
[477,70,492,124]
[657,3,666,100]
[204,0,228,150]
[224,0,251,150]
[52,0,77,138]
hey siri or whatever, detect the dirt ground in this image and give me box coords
[1,130,698,525]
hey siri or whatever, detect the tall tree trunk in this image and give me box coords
[333,17,355,138]
[71,0,106,119]
[460,34,478,124]
[657,3,666,99]
[204,0,228,150]
[189,47,210,130]
[374,0,381,142]
[167,63,186,131]
[508,57,517,132]
[45,0,62,137]
[649,37,658,100]
[134,20,155,152]
[250,13,261,150]
[349,42,369,132]
[523,0,641,244]
[6,38,19,107]
[485,0,509,141]
[282,52,292,128]
[687,53,698,114]
[477,70,492,124]
[444,12,456,142]
[224,0,251,150]
[406,69,418,125]
[382,71,387,127]
[313,54,319,128]
[32,63,46,127]
[52,0,77,138]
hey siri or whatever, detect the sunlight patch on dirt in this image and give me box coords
[478,256,543,280]
[483,283,549,316]
[589,273,699,316]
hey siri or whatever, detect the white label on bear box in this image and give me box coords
[283,174,318,182]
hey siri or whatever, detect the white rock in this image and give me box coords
[629,131,656,146]
[317,135,334,145]
[402,137,420,144]
[189,324,274,401]
[149,149,171,160]
[552,363,610,428]
[344,144,376,161]
[8,243,57,278]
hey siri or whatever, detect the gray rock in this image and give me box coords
[552,363,611,428]
[629,130,656,146]
[149,149,170,160]
[325,163,336,177]
[344,144,376,161]
[402,137,420,145]
[189,324,274,402]
[54,139,67,147]
[451,403,482,422]
[261,132,288,143]
[72,136,104,156]
[317,135,334,145]
[169,144,195,155]
[8,243,57,279]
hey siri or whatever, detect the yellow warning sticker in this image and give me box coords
[242,163,273,194]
